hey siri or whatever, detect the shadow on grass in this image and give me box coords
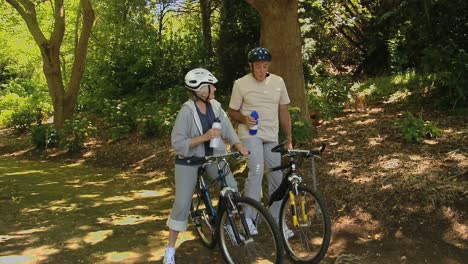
[0,157,178,263]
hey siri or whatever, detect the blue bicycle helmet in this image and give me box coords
[248,47,272,63]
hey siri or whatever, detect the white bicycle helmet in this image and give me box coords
[184,68,218,91]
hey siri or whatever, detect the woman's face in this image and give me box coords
[197,84,216,101]
[207,84,216,100]
[251,61,270,81]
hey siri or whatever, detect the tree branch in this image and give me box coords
[68,0,95,99]
[6,0,48,45]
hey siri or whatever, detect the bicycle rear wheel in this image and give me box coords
[218,196,283,264]
[279,185,331,263]
[190,195,217,249]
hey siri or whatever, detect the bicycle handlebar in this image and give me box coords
[271,141,326,157]
[186,151,244,165]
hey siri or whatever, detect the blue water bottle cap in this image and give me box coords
[251,111,258,119]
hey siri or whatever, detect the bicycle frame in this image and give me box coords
[267,144,325,227]
[191,152,249,244]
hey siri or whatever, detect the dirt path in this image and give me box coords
[0,104,466,263]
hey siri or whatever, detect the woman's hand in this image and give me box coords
[204,127,221,141]
[233,143,249,156]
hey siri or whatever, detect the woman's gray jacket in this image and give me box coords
[171,99,241,159]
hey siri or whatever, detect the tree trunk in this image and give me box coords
[200,0,214,57]
[6,0,95,128]
[245,0,308,119]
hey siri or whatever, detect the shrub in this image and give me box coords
[396,112,441,143]
[136,101,178,138]
[62,114,97,152]
[9,104,42,133]
[31,124,60,149]
[102,99,136,141]
[308,72,353,120]
[0,79,51,130]
[280,106,312,145]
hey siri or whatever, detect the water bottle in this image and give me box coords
[249,111,258,135]
[210,118,222,148]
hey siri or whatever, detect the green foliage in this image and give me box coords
[396,112,441,143]
[307,66,353,120]
[31,124,60,149]
[0,93,24,126]
[288,106,312,145]
[62,114,97,152]
[102,99,136,141]
[135,92,180,138]
[82,0,209,104]
[0,79,52,131]
[137,110,174,138]
[9,105,41,133]
[217,0,260,94]
[420,46,467,107]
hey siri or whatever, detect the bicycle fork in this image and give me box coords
[223,194,251,245]
[289,181,308,227]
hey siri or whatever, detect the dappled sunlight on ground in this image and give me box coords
[97,214,160,226]
[1,106,466,263]
[14,227,49,235]
[84,230,114,245]
[441,206,468,250]
[0,255,36,264]
[0,245,60,264]
[78,194,100,199]
[99,251,142,263]
[5,170,48,176]
[328,212,383,259]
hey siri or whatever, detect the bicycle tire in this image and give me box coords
[218,196,283,264]
[279,185,331,263]
[190,195,217,249]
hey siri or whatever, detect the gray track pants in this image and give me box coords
[242,137,282,220]
[166,161,238,232]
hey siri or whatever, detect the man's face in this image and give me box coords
[252,61,269,81]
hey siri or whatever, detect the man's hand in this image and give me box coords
[245,115,257,127]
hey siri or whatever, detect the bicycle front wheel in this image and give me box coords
[218,196,283,264]
[280,185,331,263]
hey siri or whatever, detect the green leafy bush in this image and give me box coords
[102,99,136,141]
[0,79,51,131]
[62,114,97,152]
[396,112,441,143]
[9,104,42,133]
[307,68,353,120]
[285,106,312,145]
[136,102,177,138]
[31,124,60,149]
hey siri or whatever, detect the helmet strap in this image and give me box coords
[193,84,211,104]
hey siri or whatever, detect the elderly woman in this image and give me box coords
[163,68,248,264]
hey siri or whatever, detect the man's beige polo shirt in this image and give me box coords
[229,73,290,142]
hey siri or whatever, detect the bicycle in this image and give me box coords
[188,151,283,264]
[266,141,331,264]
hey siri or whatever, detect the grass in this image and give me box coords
[0,157,177,263]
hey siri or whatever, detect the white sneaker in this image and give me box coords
[246,218,258,235]
[163,247,175,264]
[224,224,245,246]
